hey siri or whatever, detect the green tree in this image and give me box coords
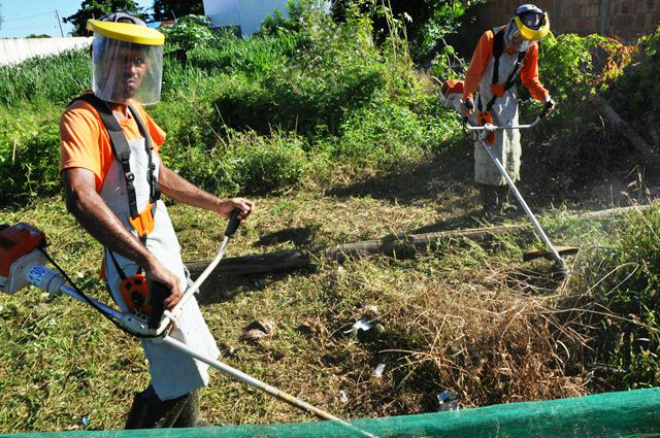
[152,0,204,21]
[63,0,141,36]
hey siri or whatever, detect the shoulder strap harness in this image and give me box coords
[69,94,161,240]
[478,28,528,113]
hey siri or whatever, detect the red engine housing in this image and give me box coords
[0,223,47,278]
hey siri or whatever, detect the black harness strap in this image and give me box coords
[491,28,505,85]
[129,104,161,204]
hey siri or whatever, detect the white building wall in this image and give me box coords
[203,0,329,37]
[0,37,92,67]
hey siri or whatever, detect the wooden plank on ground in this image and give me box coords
[185,226,526,277]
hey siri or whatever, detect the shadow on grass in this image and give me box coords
[254,226,318,248]
[194,269,316,305]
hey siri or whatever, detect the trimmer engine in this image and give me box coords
[0,223,47,294]
[439,80,465,111]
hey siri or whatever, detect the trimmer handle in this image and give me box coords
[147,281,171,330]
[224,208,242,238]
[540,99,554,119]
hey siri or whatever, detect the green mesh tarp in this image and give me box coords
[5,388,660,438]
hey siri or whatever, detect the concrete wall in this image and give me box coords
[0,37,92,67]
[475,0,660,42]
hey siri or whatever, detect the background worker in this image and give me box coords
[59,13,254,428]
[461,4,555,215]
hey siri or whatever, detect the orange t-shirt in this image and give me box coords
[60,94,166,192]
[463,30,549,102]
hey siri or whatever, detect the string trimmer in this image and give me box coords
[0,218,377,437]
[438,80,577,272]
[464,105,574,272]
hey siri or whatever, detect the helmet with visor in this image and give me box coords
[513,4,550,41]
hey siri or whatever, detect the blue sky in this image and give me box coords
[0,0,154,38]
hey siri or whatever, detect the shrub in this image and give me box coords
[229,132,309,194]
[571,207,660,388]
[0,118,61,203]
[538,33,631,101]
[326,100,449,169]
[187,32,299,78]
[162,15,214,52]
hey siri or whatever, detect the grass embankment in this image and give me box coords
[1,3,660,434]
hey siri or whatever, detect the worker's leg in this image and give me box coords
[173,389,202,427]
[479,184,498,215]
[125,386,198,429]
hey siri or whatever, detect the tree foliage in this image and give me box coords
[161,15,213,51]
[331,0,482,60]
[63,0,141,36]
[152,0,204,21]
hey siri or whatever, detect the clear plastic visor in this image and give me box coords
[91,33,163,105]
[520,12,543,30]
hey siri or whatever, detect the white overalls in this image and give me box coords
[471,44,525,186]
[100,112,219,401]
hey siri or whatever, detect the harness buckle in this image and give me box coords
[125,172,135,183]
[129,202,155,239]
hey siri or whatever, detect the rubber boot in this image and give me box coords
[498,186,518,214]
[124,392,150,429]
[125,387,200,429]
[479,184,498,216]
[173,390,203,427]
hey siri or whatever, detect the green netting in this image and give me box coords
[5,389,660,438]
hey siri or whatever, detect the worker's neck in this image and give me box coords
[110,102,130,118]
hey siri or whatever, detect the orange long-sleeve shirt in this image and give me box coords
[462,30,549,102]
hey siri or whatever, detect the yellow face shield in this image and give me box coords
[514,13,550,41]
[87,19,165,105]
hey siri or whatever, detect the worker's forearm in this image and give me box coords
[158,167,222,212]
[66,189,155,269]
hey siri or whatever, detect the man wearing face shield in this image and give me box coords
[461,4,555,215]
[59,13,254,428]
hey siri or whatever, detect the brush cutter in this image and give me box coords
[0,219,377,438]
[464,102,576,272]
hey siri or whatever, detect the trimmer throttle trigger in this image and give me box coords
[224,208,242,238]
[147,281,171,330]
[541,100,554,119]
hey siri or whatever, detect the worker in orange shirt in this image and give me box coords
[59,13,253,428]
[461,4,555,215]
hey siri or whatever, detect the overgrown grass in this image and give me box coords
[0,3,459,205]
